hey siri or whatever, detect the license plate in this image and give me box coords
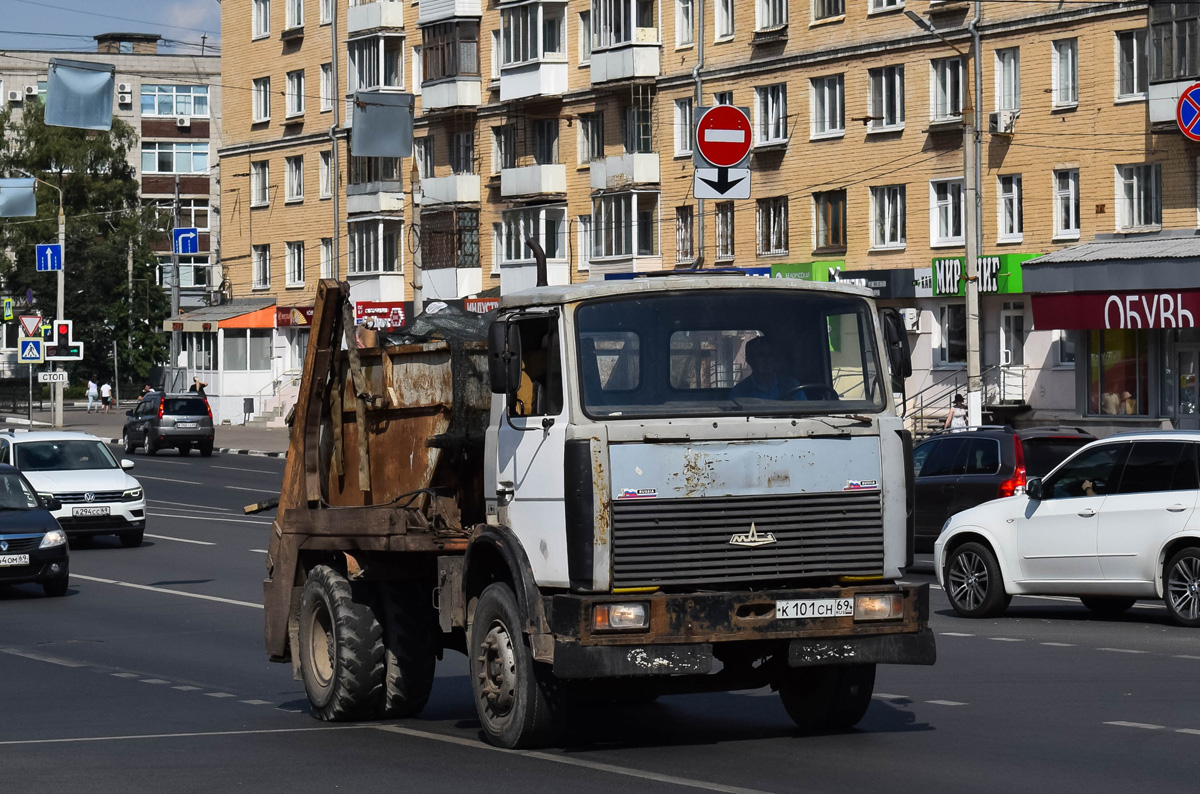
[72,506,110,517]
[776,598,854,619]
[0,554,30,567]
[176,422,198,429]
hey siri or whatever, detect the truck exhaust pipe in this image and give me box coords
[525,236,548,287]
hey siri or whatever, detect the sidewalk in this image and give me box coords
[2,404,290,456]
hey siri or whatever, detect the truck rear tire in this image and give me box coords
[777,663,876,733]
[299,565,385,721]
[469,583,556,748]
[377,580,438,718]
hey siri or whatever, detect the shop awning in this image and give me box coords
[162,298,276,333]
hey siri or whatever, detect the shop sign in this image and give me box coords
[355,301,408,330]
[770,261,844,281]
[1032,290,1200,330]
[930,253,1039,297]
[464,297,500,314]
[834,267,934,300]
[276,306,315,327]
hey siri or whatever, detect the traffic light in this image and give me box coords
[45,319,83,361]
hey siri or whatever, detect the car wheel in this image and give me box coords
[178,443,191,456]
[145,437,158,456]
[199,440,214,458]
[1080,596,1137,616]
[123,433,135,454]
[777,664,876,733]
[119,528,144,548]
[42,569,69,597]
[945,541,1009,618]
[1164,546,1200,627]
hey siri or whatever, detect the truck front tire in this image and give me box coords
[469,582,556,748]
[299,565,385,721]
[378,580,438,718]
[777,663,876,733]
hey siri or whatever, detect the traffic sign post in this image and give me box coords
[35,243,63,272]
[1178,83,1200,142]
[173,227,199,255]
[692,105,754,200]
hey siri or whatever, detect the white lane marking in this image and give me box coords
[0,725,374,747]
[140,459,190,466]
[240,699,272,706]
[140,679,170,685]
[940,632,974,637]
[988,637,1024,642]
[276,708,304,714]
[145,533,216,546]
[137,475,201,485]
[1098,648,1148,654]
[214,465,282,474]
[872,693,909,701]
[1174,655,1200,660]
[250,549,268,554]
[112,672,140,679]
[376,725,777,794]
[205,692,236,699]
[172,686,202,692]
[70,574,262,610]
[926,700,968,706]
[148,511,272,527]
[1105,721,1164,730]
[1177,728,1200,735]
[1041,642,1076,647]
[149,499,231,512]
[224,485,279,494]
[0,648,86,668]
[147,505,232,516]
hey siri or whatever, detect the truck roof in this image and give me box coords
[499,273,875,309]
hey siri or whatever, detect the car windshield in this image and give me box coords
[16,440,119,472]
[0,472,39,510]
[164,398,208,415]
[575,289,887,418]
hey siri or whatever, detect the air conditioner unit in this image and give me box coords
[24,85,38,96]
[6,90,20,103]
[175,115,191,128]
[117,92,132,104]
[988,109,1019,135]
[117,82,132,93]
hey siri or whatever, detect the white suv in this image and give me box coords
[935,431,1200,627]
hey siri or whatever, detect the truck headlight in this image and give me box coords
[854,593,904,621]
[122,488,143,502]
[39,529,67,549]
[593,602,649,631]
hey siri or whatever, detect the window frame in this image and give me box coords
[676,0,694,47]
[320,238,335,279]
[936,302,967,367]
[252,0,271,39]
[285,155,304,202]
[286,69,305,117]
[674,97,693,155]
[813,190,847,252]
[1053,168,1080,240]
[285,0,304,30]
[252,244,271,289]
[1116,163,1163,231]
[931,57,963,122]
[141,142,210,175]
[813,0,844,22]
[320,63,333,112]
[930,177,965,247]
[285,241,305,287]
[140,84,210,118]
[756,196,789,256]
[754,83,788,146]
[868,65,905,132]
[252,76,271,122]
[756,0,788,31]
[810,74,845,140]
[870,184,906,250]
[715,0,734,41]
[716,201,735,260]
[251,161,270,207]
[997,174,1023,243]
[578,112,604,163]
[579,11,592,63]
[995,47,1021,111]
[1117,29,1149,100]
[502,205,569,264]
[1052,38,1079,109]
[675,205,695,263]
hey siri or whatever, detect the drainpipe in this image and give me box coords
[330,1,341,280]
[692,0,705,270]
[965,1,983,425]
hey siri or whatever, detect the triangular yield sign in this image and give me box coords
[19,314,41,336]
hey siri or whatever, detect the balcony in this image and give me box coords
[500,60,567,101]
[421,173,480,205]
[347,182,405,214]
[424,266,483,300]
[422,77,482,110]
[590,32,660,84]
[589,153,659,190]
[347,0,404,34]
[418,0,481,24]
[501,164,567,197]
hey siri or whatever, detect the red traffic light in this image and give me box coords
[57,324,69,338]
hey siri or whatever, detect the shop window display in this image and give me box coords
[1088,329,1148,416]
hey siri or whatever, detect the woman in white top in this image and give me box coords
[944,394,969,431]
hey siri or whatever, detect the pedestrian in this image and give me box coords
[86,378,99,413]
[100,380,112,414]
[188,376,208,396]
[943,394,969,432]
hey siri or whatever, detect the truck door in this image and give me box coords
[496,313,570,588]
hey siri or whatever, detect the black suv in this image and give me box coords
[123,393,215,457]
[912,426,1095,551]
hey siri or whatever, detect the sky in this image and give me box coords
[0,0,221,55]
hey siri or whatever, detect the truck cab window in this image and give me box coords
[512,316,563,417]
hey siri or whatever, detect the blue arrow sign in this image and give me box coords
[35,243,62,272]
[173,227,199,255]
[18,338,43,363]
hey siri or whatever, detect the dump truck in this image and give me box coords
[263,271,934,749]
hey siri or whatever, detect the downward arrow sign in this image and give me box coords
[698,167,746,196]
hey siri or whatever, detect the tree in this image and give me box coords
[0,101,169,384]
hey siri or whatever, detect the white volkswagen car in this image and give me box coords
[0,431,146,547]
[935,431,1200,627]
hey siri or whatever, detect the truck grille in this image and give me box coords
[611,490,885,588]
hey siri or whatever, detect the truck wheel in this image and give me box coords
[377,580,437,718]
[778,664,876,733]
[469,583,556,748]
[299,565,385,721]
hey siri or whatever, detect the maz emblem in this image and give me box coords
[729,523,777,548]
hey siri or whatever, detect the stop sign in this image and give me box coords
[695,105,753,168]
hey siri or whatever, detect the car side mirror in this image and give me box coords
[487,320,522,397]
[1026,477,1044,500]
[120,459,135,470]
[880,308,913,380]
[125,410,134,417]
[44,496,62,511]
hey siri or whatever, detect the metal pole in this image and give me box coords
[172,174,181,388]
[113,340,120,415]
[54,203,64,428]
[27,363,32,428]
[330,1,341,278]
[964,3,984,427]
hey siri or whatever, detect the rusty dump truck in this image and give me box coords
[264,273,934,748]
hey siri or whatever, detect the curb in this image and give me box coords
[103,438,285,458]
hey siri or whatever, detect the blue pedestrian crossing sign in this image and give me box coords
[1178,83,1200,142]
[18,337,43,364]
[35,243,62,272]
[173,227,199,255]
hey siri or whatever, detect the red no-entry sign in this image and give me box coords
[695,105,752,168]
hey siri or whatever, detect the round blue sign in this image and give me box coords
[1177,83,1200,141]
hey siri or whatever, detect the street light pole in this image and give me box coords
[56,201,65,428]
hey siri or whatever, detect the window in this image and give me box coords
[286,241,305,286]
[156,198,210,231]
[578,113,603,163]
[286,70,305,116]
[319,151,332,198]
[930,178,964,246]
[348,156,400,186]
[413,45,423,93]
[1118,30,1148,99]
[544,5,565,56]
[1054,329,1076,367]
[140,85,209,117]
[590,193,657,259]
[350,36,405,91]
[932,57,963,121]
[1043,443,1129,498]
[157,256,211,289]
[868,66,904,130]
[677,0,694,46]
[1117,443,1200,494]
[715,0,733,39]
[1088,329,1149,415]
[1117,164,1162,229]
[424,21,480,81]
[502,206,568,263]
[320,63,333,111]
[756,197,788,255]
[676,206,695,262]
[410,139,431,181]
[578,215,592,270]
[141,142,210,174]
[253,0,270,38]
[451,132,475,175]
[593,0,649,49]
[502,5,538,65]
[1151,3,1200,82]
[348,220,402,274]
[252,244,271,288]
[493,126,515,170]
[756,0,787,30]
[623,106,653,154]
[716,201,734,260]
[995,48,1020,111]
[508,315,564,418]
[814,0,843,21]
[998,174,1023,242]
[814,190,846,251]
[223,329,273,372]
[578,12,592,63]
[674,98,693,155]
[714,90,733,105]
[534,119,559,165]
[1052,39,1078,107]
[755,83,787,144]
[871,185,905,249]
[285,156,304,201]
[252,77,270,122]
[1053,168,1080,239]
[251,161,269,206]
[286,0,303,29]
[871,0,903,10]
[937,304,966,366]
[321,0,332,24]
[811,75,844,138]
[321,238,335,279]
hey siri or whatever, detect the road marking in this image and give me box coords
[205,692,236,699]
[1174,655,1200,660]
[376,725,778,794]
[137,475,201,485]
[925,700,968,706]
[148,511,272,527]
[112,672,140,678]
[140,679,170,685]
[172,686,202,692]
[872,693,909,701]
[214,465,282,474]
[250,549,268,554]
[70,574,262,610]
[1097,648,1148,654]
[1105,721,1164,730]
[149,499,231,512]
[224,485,279,494]
[1177,728,1200,736]
[240,699,272,706]
[0,725,374,747]
[988,637,1024,642]
[1041,642,1076,647]
[140,459,190,466]
[145,533,216,546]
[940,632,974,637]
[0,648,86,668]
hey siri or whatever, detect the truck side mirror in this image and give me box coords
[880,308,913,380]
[487,320,523,396]
[1026,477,1044,500]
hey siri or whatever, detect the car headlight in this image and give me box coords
[854,593,904,621]
[39,529,67,549]
[939,518,953,536]
[593,602,649,631]
[122,488,143,502]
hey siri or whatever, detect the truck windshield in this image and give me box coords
[575,289,886,418]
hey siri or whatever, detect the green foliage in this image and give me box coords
[0,102,169,382]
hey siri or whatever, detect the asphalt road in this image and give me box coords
[3,452,1200,793]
